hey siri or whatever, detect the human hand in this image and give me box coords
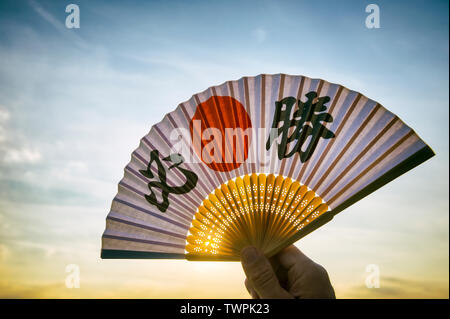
[240,245,335,299]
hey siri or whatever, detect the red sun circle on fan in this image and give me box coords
[189,96,252,172]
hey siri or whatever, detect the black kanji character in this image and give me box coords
[266,91,335,162]
[140,150,198,212]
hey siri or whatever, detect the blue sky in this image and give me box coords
[0,0,448,298]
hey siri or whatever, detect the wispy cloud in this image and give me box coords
[0,105,41,164]
[0,106,9,143]
[3,147,41,164]
[341,276,449,299]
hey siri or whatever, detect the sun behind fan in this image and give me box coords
[186,174,327,260]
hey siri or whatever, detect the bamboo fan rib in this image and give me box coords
[185,174,327,260]
[101,73,434,261]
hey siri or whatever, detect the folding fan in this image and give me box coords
[101,74,434,261]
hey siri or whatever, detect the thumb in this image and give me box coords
[241,246,292,299]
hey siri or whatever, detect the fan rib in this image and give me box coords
[297,81,336,182]
[186,174,329,259]
[179,102,219,191]
[311,104,381,195]
[107,215,186,239]
[328,130,415,206]
[103,233,185,249]
[226,82,247,177]
[304,92,362,188]
[286,76,307,178]
[321,116,399,199]
[113,197,189,230]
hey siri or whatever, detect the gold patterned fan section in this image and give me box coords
[185,174,329,260]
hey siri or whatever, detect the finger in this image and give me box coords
[275,245,336,299]
[241,246,293,299]
[244,278,259,299]
[275,245,314,270]
[273,245,315,287]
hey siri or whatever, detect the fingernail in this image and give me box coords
[241,246,259,263]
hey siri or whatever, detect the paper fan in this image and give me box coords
[101,74,434,261]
